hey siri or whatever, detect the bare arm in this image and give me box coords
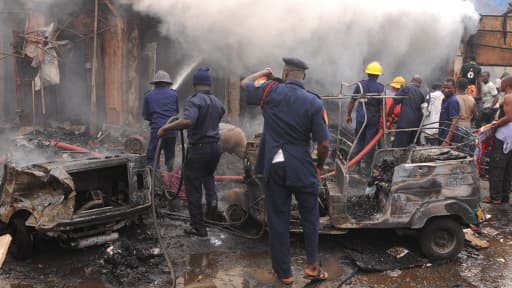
[316,140,330,170]
[345,100,355,124]
[495,115,512,128]
[387,103,396,117]
[442,117,459,146]
[240,68,273,89]
[158,119,192,137]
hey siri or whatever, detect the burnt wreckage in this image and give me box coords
[239,88,483,261]
[0,155,151,259]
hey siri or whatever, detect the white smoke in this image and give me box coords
[121,0,480,94]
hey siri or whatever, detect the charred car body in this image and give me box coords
[0,155,151,259]
[240,89,483,261]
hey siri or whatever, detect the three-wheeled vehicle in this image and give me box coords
[240,82,483,260]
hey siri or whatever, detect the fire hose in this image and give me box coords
[41,141,105,158]
[346,128,384,169]
[150,116,182,288]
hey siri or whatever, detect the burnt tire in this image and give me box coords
[8,215,34,260]
[419,217,464,261]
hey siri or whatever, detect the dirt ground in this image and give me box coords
[1,165,512,288]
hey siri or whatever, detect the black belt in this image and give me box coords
[188,142,218,147]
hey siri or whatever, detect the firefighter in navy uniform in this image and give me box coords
[158,67,225,238]
[241,57,330,285]
[143,70,179,171]
[345,62,385,174]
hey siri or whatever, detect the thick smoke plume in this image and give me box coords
[122,0,480,94]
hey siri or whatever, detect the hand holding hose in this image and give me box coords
[158,127,166,138]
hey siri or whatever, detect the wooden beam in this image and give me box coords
[103,1,126,125]
[90,0,98,135]
[0,37,5,122]
[126,21,139,124]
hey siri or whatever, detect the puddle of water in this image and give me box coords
[179,248,347,288]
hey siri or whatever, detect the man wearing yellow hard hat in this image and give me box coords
[386,76,406,123]
[346,61,385,175]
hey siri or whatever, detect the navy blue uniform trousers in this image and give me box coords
[265,162,319,279]
[184,143,221,229]
[393,130,418,148]
[147,129,176,171]
[353,120,379,165]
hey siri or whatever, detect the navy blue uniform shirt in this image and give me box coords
[245,80,329,187]
[353,79,385,125]
[439,94,460,140]
[183,91,225,145]
[143,87,179,137]
[393,84,426,128]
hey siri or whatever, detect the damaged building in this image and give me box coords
[0,0,243,135]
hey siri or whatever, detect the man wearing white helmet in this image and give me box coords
[143,70,179,171]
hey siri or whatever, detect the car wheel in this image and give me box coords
[419,217,464,261]
[8,215,34,260]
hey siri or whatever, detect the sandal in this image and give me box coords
[303,265,328,281]
[278,277,294,285]
[272,272,294,285]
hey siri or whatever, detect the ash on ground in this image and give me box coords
[347,195,380,221]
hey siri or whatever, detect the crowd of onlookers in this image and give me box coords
[350,58,512,205]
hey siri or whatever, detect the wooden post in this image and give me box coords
[224,68,241,124]
[126,20,139,124]
[103,2,126,125]
[0,36,4,123]
[13,30,23,126]
[90,0,98,136]
[31,80,35,134]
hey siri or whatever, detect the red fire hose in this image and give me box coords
[42,141,105,158]
[347,128,384,169]
[214,175,245,182]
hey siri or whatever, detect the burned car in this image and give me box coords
[0,155,151,259]
[243,136,482,260]
[239,90,483,261]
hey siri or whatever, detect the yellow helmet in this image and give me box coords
[390,76,406,89]
[365,61,383,75]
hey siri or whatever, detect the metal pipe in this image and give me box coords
[76,199,104,214]
[346,81,367,163]
[31,80,35,135]
[70,232,119,249]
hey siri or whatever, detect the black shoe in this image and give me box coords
[184,227,208,238]
[206,201,219,221]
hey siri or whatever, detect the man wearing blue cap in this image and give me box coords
[143,70,179,171]
[158,67,225,237]
[241,57,330,285]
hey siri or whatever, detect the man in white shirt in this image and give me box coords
[422,83,444,145]
[479,71,498,126]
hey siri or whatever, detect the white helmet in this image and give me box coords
[150,70,173,85]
